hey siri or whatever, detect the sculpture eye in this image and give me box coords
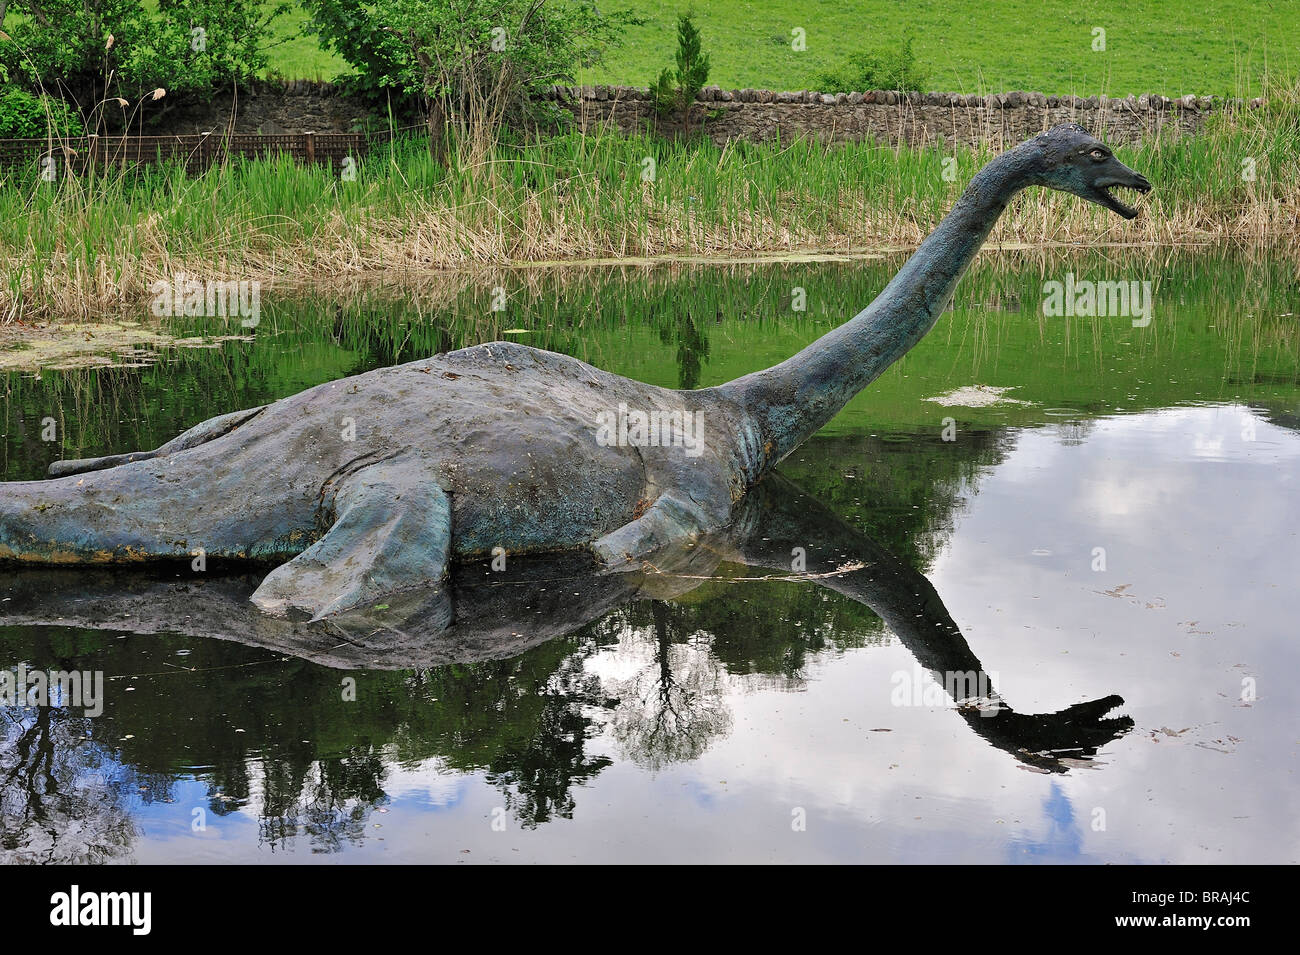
[1089,148,1108,160]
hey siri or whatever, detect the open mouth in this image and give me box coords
[1095,180,1152,219]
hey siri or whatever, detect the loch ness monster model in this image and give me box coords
[0,124,1151,621]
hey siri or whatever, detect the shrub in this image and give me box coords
[0,0,290,124]
[816,34,928,93]
[304,0,634,165]
[0,87,84,137]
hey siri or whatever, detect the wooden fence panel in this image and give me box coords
[0,132,376,175]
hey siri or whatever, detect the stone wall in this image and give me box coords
[548,85,1263,148]
[158,79,375,136]
[160,79,1262,147]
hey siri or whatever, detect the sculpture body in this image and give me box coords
[0,124,1150,620]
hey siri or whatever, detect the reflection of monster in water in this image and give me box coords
[0,472,1132,856]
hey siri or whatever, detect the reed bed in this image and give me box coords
[2,80,1297,323]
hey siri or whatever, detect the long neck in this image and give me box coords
[720,148,1033,468]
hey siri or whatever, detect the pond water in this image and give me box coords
[1,250,1297,864]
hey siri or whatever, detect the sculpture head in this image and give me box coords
[1026,123,1152,219]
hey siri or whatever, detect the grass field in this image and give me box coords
[259,0,1298,96]
[259,3,346,82]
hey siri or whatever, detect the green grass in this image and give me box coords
[7,2,1293,94]
[258,3,346,82]
[255,0,1296,96]
[118,1,347,81]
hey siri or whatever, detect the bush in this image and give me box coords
[0,88,84,138]
[816,35,928,93]
[0,0,289,121]
[304,0,635,164]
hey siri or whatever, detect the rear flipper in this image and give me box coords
[47,405,267,478]
[591,492,709,566]
[251,459,452,622]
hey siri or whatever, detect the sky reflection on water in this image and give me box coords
[2,255,1297,863]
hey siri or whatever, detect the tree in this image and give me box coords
[649,12,709,135]
[0,0,289,127]
[304,0,633,166]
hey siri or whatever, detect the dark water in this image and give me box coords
[1,251,1297,863]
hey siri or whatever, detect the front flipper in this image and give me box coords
[592,492,709,566]
[251,461,452,621]
[48,405,267,477]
